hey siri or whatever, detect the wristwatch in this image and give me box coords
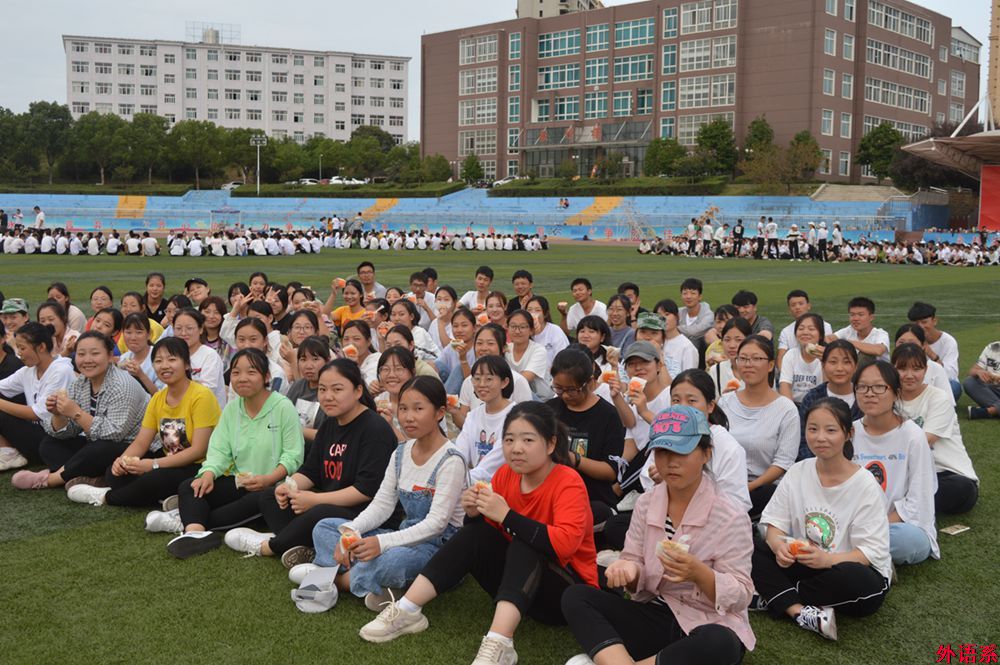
[152,460,160,471]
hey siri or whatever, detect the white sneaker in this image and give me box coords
[224,527,274,556]
[565,656,595,665]
[358,600,429,643]
[796,605,838,641]
[67,484,111,506]
[288,563,318,585]
[471,636,518,665]
[145,508,183,534]
[364,587,405,612]
[0,448,28,471]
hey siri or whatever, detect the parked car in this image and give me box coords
[298,178,320,186]
[221,181,244,191]
[328,176,366,185]
[492,176,525,187]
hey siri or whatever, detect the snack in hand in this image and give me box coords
[446,394,460,408]
[476,312,490,325]
[655,535,691,557]
[628,377,648,393]
[787,538,811,556]
[558,301,568,310]
[407,295,418,303]
[340,529,360,551]
[377,322,391,337]
[284,476,299,495]
[474,480,492,491]
[725,379,742,392]
[342,344,358,360]
[449,339,464,348]
[122,455,141,467]
[600,369,618,384]
[55,388,69,400]
[234,471,253,489]
[335,278,347,288]
[805,342,822,356]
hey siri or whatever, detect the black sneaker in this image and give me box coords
[167,531,223,559]
[748,594,769,612]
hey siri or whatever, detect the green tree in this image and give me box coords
[743,115,775,155]
[271,137,307,182]
[643,137,686,176]
[0,108,36,181]
[557,157,578,182]
[420,154,453,182]
[460,154,484,183]
[350,125,396,154]
[595,152,624,182]
[26,101,73,184]
[71,111,128,185]
[168,119,223,189]
[126,113,168,184]
[674,148,717,182]
[384,142,422,183]
[346,135,385,179]
[857,122,904,184]
[787,130,822,182]
[696,119,738,174]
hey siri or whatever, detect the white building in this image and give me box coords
[516,0,604,19]
[63,33,410,144]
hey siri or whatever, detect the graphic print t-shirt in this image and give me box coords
[141,382,221,456]
[545,397,624,508]
[297,408,396,496]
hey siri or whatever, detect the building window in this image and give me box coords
[351,95,364,106]
[613,90,632,117]
[660,117,676,139]
[274,91,289,103]
[71,61,89,74]
[678,112,733,145]
[313,56,325,67]
[508,96,520,123]
[538,63,581,90]
[207,89,219,100]
[844,0,855,21]
[185,47,197,59]
[864,76,930,113]
[370,96,384,107]
[458,129,496,156]
[272,72,287,84]
[335,120,346,130]
[681,1,713,35]
[460,67,498,95]
[293,92,304,104]
[938,79,947,96]
[71,41,89,53]
[554,96,579,121]
[842,73,854,99]
[637,89,653,115]
[939,45,949,63]
[661,81,677,111]
[679,76,710,109]
[390,97,403,108]
[662,45,677,75]
[509,64,521,91]
[95,62,111,75]
[866,38,932,78]
[140,84,157,96]
[458,97,497,126]
[273,110,287,122]
[839,151,851,176]
[712,73,735,105]
[840,112,852,138]
[614,18,655,49]
[586,24,609,52]
[823,69,836,96]
[586,58,608,86]
[163,93,175,104]
[534,99,550,122]
[714,0,737,29]
[292,73,303,85]
[71,102,90,114]
[370,78,384,88]
[351,113,364,126]
[951,71,966,97]
[613,54,654,82]
[538,29,581,59]
[843,34,854,61]
[352,76,364,87]
[949,101,965,123]
[119,64,135,76]
[819,149,832,175]
[824,29,836,56]
[390,79,403,90]
[71,81,89,94]
[821,109,834,136]
[272,53,288,65]
[335,83,346,93]
[335,63,346,73]
[679,39,711,72]
[507,160,519,176]
[96,82,112,95]
[353,59,366,69]
[294,112,305,123]
[246,70,262,82]
[119,83,134,96]
[868,1,933,44]
[460,35,499,65]
[207,69,218,80]
[119,103,134,116]
[225,108,241,120]
[509,32,521,60]
[164,73,175,84]
[185,108,197,120]
[164,53,175,64]
[95,42,111,54]
[713,35,736,68]
[118,44,134,56]
[663,8,679,39]
[140,45,157,58]
[371,60,384,71]
[246,90,261,101]
[584,92,607,119]
[335,102,346,111]
[507,128,521,154]
[224,69,240,81]
[390,61,404,72]
[825,0,837,16]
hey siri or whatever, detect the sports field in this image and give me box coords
[1,246,997,664]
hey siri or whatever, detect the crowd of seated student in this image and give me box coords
[0,262,988,665]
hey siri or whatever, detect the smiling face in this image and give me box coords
[396,386,444,439]
[153,348,188,386]
[472,363,509,403]
[571,283,590,303]
[172,314,202,351]
[721,326,746,360]
[288,316,316,346]
[340,327,369,360]
[502,416,555,477]
[823,348,856,387]
[805,406,850,460]
[507,314,532,345]
[235,325,267,352]
[201,304,223,332]
[390,303,414,328]
[525,302,545,333]
[625,356,658,381]
[787,296,810,319]
[187,283,209,304]
[14,335,42,366]
[378,355,414,396]
[290,291,310,311]
[122,324,150,354]
[855,364,896,418]
[145,277,164,301]
[486,296,506,324]
[512,277,532,297]
[249,276,267,297]
[680,288,700,308]
[735,341,773,387]
[435,291,455,317]
[342,284,361,308]
[90,312,117,338]
[451,314,475,342]
[848,306,874,333]
[90,290,112,312]
[795,318,821,346]
[576,326,603,353]
[607,300,627,327]
[317,365,362,418]
[37,307,65,337]
[474,331,502,358]
[120,295,143,317]
[230,354,268,399]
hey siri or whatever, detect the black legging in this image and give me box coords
[39,435,128,481]
[562,585,745,664]
[420,517,580,624]
[0,412,47,462]
[936,471,978,515]
[104,460,199,507]
[749,483,777,521]
[177,475,265,530]
[750,537,889,619]
[259,487,361,555]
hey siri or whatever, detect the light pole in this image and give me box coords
[319,153,323,181]
[250,134,268,196]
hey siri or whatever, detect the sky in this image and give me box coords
[0,0,991,139]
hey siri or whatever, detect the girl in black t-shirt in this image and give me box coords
[223,358,397,569]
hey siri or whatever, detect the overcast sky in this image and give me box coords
[1,0,990,139]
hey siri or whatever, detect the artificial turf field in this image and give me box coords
[0,244,997,665]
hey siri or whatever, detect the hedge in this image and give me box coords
[231,182,465,199]
[0,184,193,196]
[488,176,728,197]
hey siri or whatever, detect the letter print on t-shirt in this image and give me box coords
[160,418,188,455]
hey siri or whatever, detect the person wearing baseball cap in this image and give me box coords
[562,404,755,663]
[184,278,210,307]
[0,298,30,344]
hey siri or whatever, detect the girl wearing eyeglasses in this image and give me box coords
[506,310,553,400]
[455,355,516,486]
[851,360,939,565]
[717,335,800,519]
[373,347,417,443]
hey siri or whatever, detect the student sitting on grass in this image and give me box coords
[172,308,227,409]
[454,355,516,486]
[66,337,221,508]
[162,348,304,558]
[962,338,1000,420]
[797,340,861,460]
[224,359,396,569]
[561,406,755,665]
[283,336,331,445]
[12,332,148,491]
[0,322,75,471]
[118,313,162,395]
[312,376,466,611]
[753,398,891,641]
[777,313,826,405]
[851,361,939,566]
[359,401,598,665]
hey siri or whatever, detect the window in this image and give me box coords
[95,103,112,113]
[823,69,836,95]
[534,99,550,122]
[712,73,736,105]
[353,59,365,69]
[554,95,579,121]
[844,0,855,21]
[613,54,654,82]
[481,160,497,179]
[819,149,832,175]
[949,102,965,123]
[314,56,325,67]
[335,120,346,130]
[294,74,304,85]
[866,38,932,78]
[663,8,679,39]
[458,97,497,126]
[938,79,947,96]
[293,92,304,104]
[586,58,608,85]
[185,107,198,120]
[507,160,519,176]
[681,1,713,35]
[140,105,160,117]
[273,110,287,122]
[714,0,737,29]
[586,24,609,52]
[352,76,364,87]
[206,49,218,61]
[335,63,346,73]
[207,89,218,100]
[225,69,240,81]
[613,90,631,117]
[335,102,346,111]
[96,82,112,95]
[614,18,655,49]
[936,112,946,124]
[390,79,403,90]
[713,35,736,68]
[509,96,520,122]
[72,102,89,114]
[95,43,111,54]
[459,35,498,64]
[370,78,384,88]
[294,112,305,123]
[314,75,325,86]
[459,67,497,95]
[864,76,930,113]
[247,70,262,82]
[208,69,218,80]
[390,97,403,108]
[862,115,927,141]
[351,95,364,106]
[679,76,710,108]
[118,103,134,116]
[119,63,135,76]
[678,112,733,145]
[163,93,175,104]
[824,30,836,56]
[71,61,89,74]
[140,84,156,97]
[680,39,711,72]
[388,116,403,128]
[118,44,133,56]
[224,51,240,63]
[843,34,854,61]
[538,64,580,90]
[71,41,88,53]
[538,29,581,59]
[509,32,521,60]
[368,94,381,106]
[661,81,677,111]
[119,83,135,96]
[390,61,404,71]
[164,74,175,84]
[841,112,852,138]
[826,0,837,16]
[509,65,521,91]
[274,91,288,103]
[72,81,89,94]
[164,53,175,64]
[185,47,197,59]
[939,46,949,63]
[821,109,834,135]
[335,83,346,92]
[868,1,933,44]
[662,45,677,75]
[272,54,288,65]
[293,55,304,66]
[225,108,241,120]
[457,129,496,156]
[636,89,653,115]
[660,117,676,139]
[951,71,966,97]
[842,73,854,99]
[273,72,288,84]
[839,151,851,176]
[584,92,607,119]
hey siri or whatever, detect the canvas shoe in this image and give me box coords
[161,494,180,511]
[565,656,595,665]
[748,594,769,612]
[968,406,996,420]
[145,509,183,534]
[224,528,274,556]
[364,587,406,612]
[67,484,111,506]
[166,531,223,559]
[288,563,319,585]
[358,600,429,643]
[471,636,518,665]
[280,545,315,569]
[11,469,50,490]
[64,476,106,491]
[0,449,28,471]
[795,605,838,641]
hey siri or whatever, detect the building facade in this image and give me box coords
[63,34,410,144]
[517,0,605,20]
[421,0,980,182]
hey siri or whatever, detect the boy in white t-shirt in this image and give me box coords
[558,277,607,334]
[777,289,833,370]
[828,297,889,362]
[907,301,960,400]
[964,339,1000,419]
[655,299,698,377]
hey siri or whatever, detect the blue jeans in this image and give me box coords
[889,522,932,565]
[949,379,962,403]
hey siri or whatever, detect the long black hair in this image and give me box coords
[502,401,570,466]
[318,358,377,410]
[670,369,729,428]
[804,397,855,460]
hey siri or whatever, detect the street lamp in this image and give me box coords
[319,153,324,181]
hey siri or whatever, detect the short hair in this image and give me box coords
[475,266,494,280]
[617,281,640,296]
[422,267,438,281]
[786,289,810,303]
[356,260,375,273]
[894,322,926,344]
[680,278,703,294]
[571,277,592,291]
[847,297,875,314]
[408,271,428,285]
[247,300,273,319]
[512,269,533,283]
[907,301,936,321]
[731,290,758,307]
[654,299,679,317]
[471,355,515,399]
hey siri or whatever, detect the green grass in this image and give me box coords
[230,181,465,198]
[1,247,998,664]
